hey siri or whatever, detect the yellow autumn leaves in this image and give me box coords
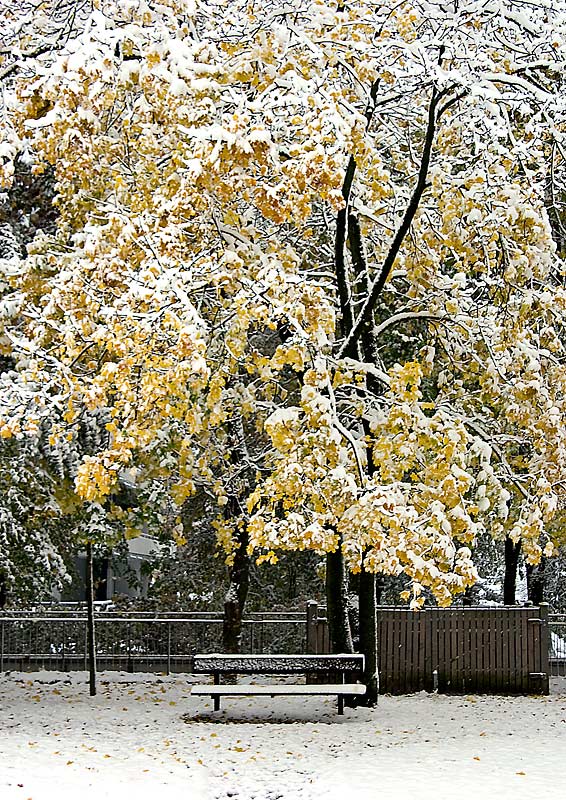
[2,0,566,606]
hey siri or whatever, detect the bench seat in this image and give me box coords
[191,683,365,697]
[191,682,366,714]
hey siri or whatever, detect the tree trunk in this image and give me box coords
[222,524,250,654]
[0,572,7,609]
[462,585,475,606]
[527,557,546,606]
[222,598,243,654]
[325,546,353,653]
[85,541,97,696]
[503,536,521,605]
[358,567,379,705]
[356,417,381,702]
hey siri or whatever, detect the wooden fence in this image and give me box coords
[306,602,550,694]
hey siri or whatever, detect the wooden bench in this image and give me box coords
[190,653,366,715]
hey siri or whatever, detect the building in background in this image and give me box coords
[55,534,159,601]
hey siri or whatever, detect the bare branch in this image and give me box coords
[373,311,446,338]
[338,84,452,360]
[334,79,380,358]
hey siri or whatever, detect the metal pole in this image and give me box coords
[167,622,171,676]
[127,621,133,673]
[62,620,66,672]
[85,541,97,696]
[539,602,550,695]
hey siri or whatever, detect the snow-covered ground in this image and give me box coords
[1,671,565,800]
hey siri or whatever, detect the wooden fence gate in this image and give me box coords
[306,603,550,694]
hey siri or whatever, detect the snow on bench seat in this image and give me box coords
[192,653,364,674]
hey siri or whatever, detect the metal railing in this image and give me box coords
[0,609,309,673]
[549,614,566,676]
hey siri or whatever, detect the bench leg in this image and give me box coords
[338,695,344,715]
[213,673,221,711]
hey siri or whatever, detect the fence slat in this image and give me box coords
[390,609,399,693]
[405,611,412,692]
[466,610,475,693]
[383,610,392,692]
[479,609,487,692]
[434,609,442,690]
[450,610,459,691]
[392,609,400,694]
[504,609,511,691]
[496,607,504,693]
[520,609,529,694]
[488,606,495,694]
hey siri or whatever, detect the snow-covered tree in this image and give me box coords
[0,436,69,605]
[2,0,566,702]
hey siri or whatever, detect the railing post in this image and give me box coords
[539,602,550,695]
[127,621,133,673]
[62,620,66,672]
[167,622,171,676]
[306,601,318,655]
[1,619,4,673]
[84,619,88,671]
